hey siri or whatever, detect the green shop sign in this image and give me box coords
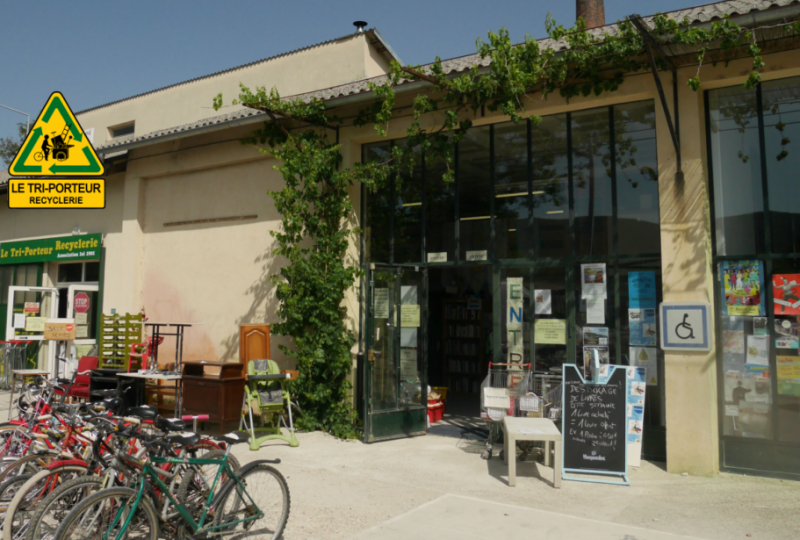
[0,233,102,264]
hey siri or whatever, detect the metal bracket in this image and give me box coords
[629,14,683,180]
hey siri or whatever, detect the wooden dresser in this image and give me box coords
[182,361,245,433]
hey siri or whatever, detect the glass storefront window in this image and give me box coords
[532,115,569,259]
[458,126,492,259]
[762,78,800,254]
[573,108,613,257]
[395,146,423,263]
[426,152,456,261]
[614,102,661,255]
[364,143,392,264]
[494,122,530,260]
[708,86,765,255]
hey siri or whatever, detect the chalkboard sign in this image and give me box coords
[562,364,629,484]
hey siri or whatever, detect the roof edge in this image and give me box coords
[74,28,396,117]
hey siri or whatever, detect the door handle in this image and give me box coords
[368,350,375,363]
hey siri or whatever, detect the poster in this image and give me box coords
[534,290,551,315]
[629,308,657,347]
[586,299,605,324]
[773,274,800,315]
[581,263,607,299]
[631,346,658,385]
[374,288,389,319]
[75,313,88,325]
[25,317,46,332]
[754,317,768,336]
[626,368,647,468]
[777,356,800,396]
[720,260,765,316]
[583,326,609,346]
[722,330,745,354]
[746,335,769,366]
[775,318,799,349]
[534,319,566,345]
[629,271,657,309]
[583,346,609,379]
[23,302,39,314]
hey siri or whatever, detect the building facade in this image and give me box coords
[2,0,799,479]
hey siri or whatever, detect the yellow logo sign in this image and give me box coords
[9,92,104,177]
[8,179,105,209]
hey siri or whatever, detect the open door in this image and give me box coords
[364,264,427,442]
[4,286,58,372]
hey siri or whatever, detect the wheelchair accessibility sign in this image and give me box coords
[660,302,712,351]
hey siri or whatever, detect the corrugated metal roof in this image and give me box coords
[85,0,800,154]
[75,28,398,116]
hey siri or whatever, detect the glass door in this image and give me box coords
[3,286,58,372]
[67,284,99,369]
[364,264,427,442]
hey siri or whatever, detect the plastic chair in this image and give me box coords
[58,356,99,401]
[239,359,299,450]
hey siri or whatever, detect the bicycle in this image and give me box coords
[54,429,290,540]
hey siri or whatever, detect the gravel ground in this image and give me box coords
[231,421,800,540]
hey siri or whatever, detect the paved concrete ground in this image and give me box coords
[229,418,800,540]
[2,391,797,540]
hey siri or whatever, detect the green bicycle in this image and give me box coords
[53,430,290,540]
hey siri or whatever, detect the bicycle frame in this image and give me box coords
[106,453,263,540]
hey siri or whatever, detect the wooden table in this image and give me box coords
[8,369,50,411]
[503,416,562,488]
[118,372,183,418]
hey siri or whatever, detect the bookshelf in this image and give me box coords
[443,299,485,395]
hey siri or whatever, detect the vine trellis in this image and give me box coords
[214,13,800,437]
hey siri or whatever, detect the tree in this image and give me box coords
[0,122,28,166]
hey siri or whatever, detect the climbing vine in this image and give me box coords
[214,13,800,438]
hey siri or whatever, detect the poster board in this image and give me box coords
[561,364,629,485]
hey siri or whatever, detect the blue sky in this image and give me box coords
[0,0,698,141]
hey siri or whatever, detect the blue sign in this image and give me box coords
[660,302,712,351]
[629,272,657,309]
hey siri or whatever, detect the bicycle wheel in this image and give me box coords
[25,475,105,540]
[176,450,240,519]
[54,487,158,540]
[0,454,53,486]
[212,463,290,540]
[3,465,90,540]
[0,474,32,517]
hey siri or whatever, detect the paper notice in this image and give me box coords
[400,305,420,327]
[76,326,89,339]
[25,317,46,332]
[581,263,607,299]
[75,312,88,325]
[586,299,605,324]
[746,335,770,366]
[534,289,552,315]
[374,289,389,319]
[13,314,26,329]
[534,319,566,345]
[631,346,658,386]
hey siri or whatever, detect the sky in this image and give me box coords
[0,0,700,142]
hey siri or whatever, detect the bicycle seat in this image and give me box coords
[155,417,185,433]
[127,406,158,420]
[166,432,201,447]
[216,431,251,446]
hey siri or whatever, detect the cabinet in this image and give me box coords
[443,299,485,394]
[182,362,245,433]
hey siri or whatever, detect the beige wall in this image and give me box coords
[75,33,391,148]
